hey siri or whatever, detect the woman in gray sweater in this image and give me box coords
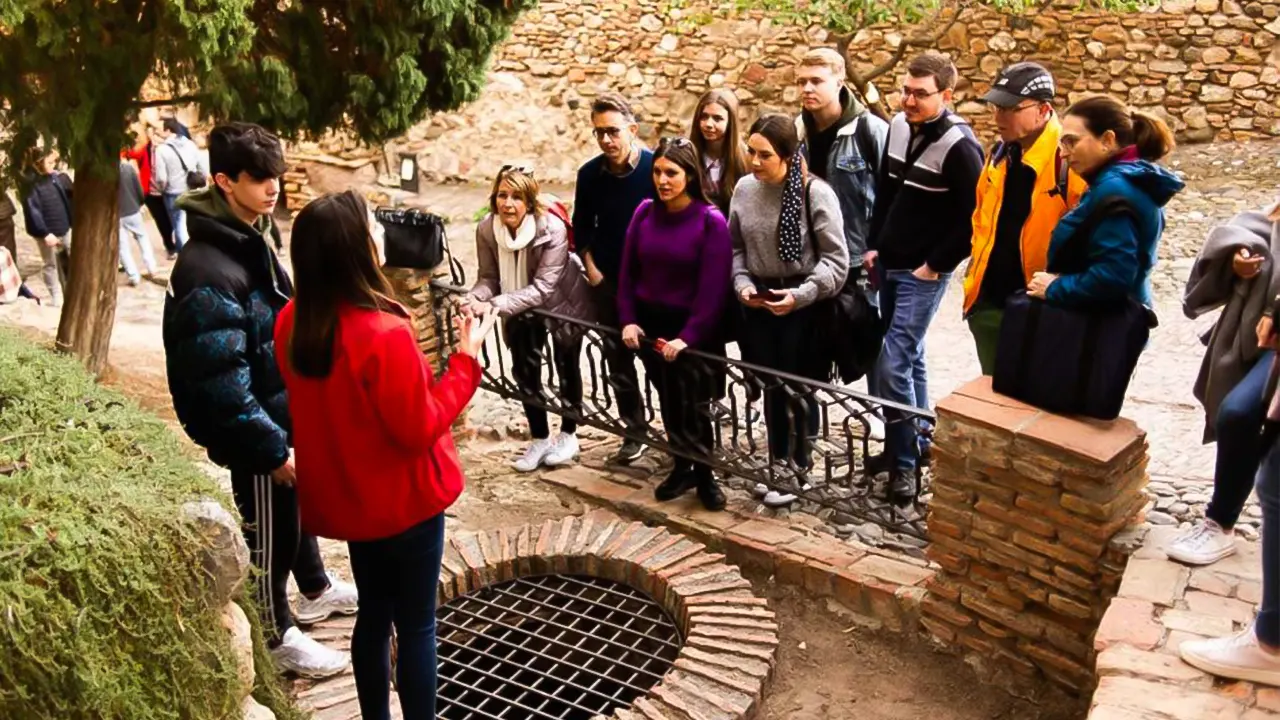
[731,113,849,477]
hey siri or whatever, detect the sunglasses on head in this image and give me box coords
[658,137,693,150]
[500,164,535,178]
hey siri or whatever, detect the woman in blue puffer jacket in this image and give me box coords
[1027,95,1185,308]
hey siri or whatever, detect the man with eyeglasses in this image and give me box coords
[572,92,655,463]
[962,62,1086,375]
[865,53,984,505]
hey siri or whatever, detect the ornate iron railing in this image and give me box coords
[429,281,935,540]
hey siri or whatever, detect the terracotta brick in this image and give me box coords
[929,498,976,532]
[974,498,1058,537]
[920,616,957,643]
[686,605,776,621]
[611,524,664,565]
[1011,530,1099,573]
[552,516,577,559]
[1015,494,1144,541]
[973,531,1055,572]
[631,697,686,720]
[936,385,1040,435]
[658,670,753,716]
[513,524,534,578]
[922,596,975,628]
[783,536,867,569]
[1185,590,1258,625]
[1040,618,1093,661]
[689,624,778,648]
[1062,484,1149,523]
[1028,568,1094,603]
[681,645,772,679]
[802,561,837,597]
[494,528,514,582]
[451,532,488,587]
[1095,644,1208,685]
[723,534,777,575]
[1019,640,1093,684]
[660,552,727,582]
[849,554,934,587]
[1053,564,1099,591]
[1048,593,1095,620]
[1214,681,1255,703]
[672,575,753,600]
[1091,676,1249,719]
[541,466,636,502]
[728,519,803,547]
[960,588,1044,639]
[685,634,776,662]
[1161,630,1211,657]
[673,657,761,698]
[533,517,555,557]
[928,546,971,574]
[774,550,808,587]
[931,483,974,507]
[1095,597,1163,651]
[669,565,740,588]
[599,521,644,559]
[1016,411,1144,467]
[682,592,768,608]
[977,620,1013,639]
[925,575,963,603]
[984,549,1032,574]
[1061,455,1147,502]
[929,533,984,560]
[1159,608,1235,637]
[979,465,1064,501]
[629,533,684,569]
[1007,573,1050,604]
[862,576,908,632]
[927,516,968,541]
[935,469,1018,505]
[986,583,1028,611]
[618,488,674,526]
[644,540,707,574]
[1257,688,1280,713]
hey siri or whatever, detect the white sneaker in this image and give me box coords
[513,438,555,473]
[762,482,814,508]
[1166,519,1237,566]
[295,572,359,625]
[866,413,886,442]
[543,433,580,467]
[1180,626,1280,687]
[270,626,350,679]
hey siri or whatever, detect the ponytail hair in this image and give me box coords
[1065,95,1175,162]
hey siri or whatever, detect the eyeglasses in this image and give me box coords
[900,87,943,102]
[499,164,534,178]
[995,102,1042,115]
[658,137,693,150]
[592,127,624,140]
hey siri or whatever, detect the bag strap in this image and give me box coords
[1054,149,1070,200]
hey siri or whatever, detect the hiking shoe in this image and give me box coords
[513,437,555,473]
[543,432,580,467]
[612,439,646,465]
[295,572,359,625]
[1180,626,1280,687]
[762,482,814,508]
[271,627,350,679]
[1166,519,1237,567]
[889,469,919,507]
[696,474,726,512]
[655,466,697,502]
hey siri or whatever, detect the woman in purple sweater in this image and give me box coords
[619,138,734,510]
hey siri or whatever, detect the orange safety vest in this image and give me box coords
[962,115,1087,315]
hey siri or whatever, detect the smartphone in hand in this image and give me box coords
[761,288,787,302]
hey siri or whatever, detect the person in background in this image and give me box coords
[20,151,73,307]
[865,54,984,504]
[795,47,887,281]
[1027,95,1183,310]
[619,137,733,511]
[731,114,849,491]
[1179,306,1280,688]
[0,182,17,263]
[1167,201,1280,566]
[962,62,1086,374]
[117,158,157,287]
[689,89,749,217]
[124,123,177,259]
[468,166,592,473]
[572,92,654,464]
[163,122,356,679]
[154,117,207,253]
[277,189,496,720]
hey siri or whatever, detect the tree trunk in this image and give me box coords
[55,158,120,376]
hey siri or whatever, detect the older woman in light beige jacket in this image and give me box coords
[468,166,592,473]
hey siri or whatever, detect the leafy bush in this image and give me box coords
[0,328,304,719]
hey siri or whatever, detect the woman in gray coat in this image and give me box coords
[468,166,592,473]
[1169,202,1280,566]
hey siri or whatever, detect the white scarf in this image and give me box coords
[494,213,537,294]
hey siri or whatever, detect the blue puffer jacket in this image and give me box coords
[162,188,293,474]
[1045,158,1185,309]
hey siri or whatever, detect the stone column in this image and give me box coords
[921,378,1149,693]
[385,265,468,429]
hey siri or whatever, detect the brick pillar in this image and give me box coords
[385,265,467,428]
[922,378,1148,693]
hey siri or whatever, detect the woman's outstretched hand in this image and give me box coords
[457,308,499,358]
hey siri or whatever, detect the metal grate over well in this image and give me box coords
[436,573,684,720]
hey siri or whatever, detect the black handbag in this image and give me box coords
[992,197,1157,420]
[374,207,447,270]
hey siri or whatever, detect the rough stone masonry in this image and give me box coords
[921,379,1150,694]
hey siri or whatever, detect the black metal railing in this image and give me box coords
[429,281,935,540]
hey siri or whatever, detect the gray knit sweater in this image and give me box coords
[729,174,849,309]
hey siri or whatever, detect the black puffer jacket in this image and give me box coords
[21,172,73,237]
[162,187,293,474]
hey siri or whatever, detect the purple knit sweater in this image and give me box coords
[617,199,733,348]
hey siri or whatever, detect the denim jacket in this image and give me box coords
[797,111,889,269]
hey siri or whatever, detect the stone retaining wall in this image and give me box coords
[284,0,1280,194]
[923,379,1150,694]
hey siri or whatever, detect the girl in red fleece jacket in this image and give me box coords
[275,190,496,720]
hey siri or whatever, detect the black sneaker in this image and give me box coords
[612,439,646,465]
[655,466,696,502]
[695,472,726,511]
[889,469,919,507]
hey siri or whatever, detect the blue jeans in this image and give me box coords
[164,193,187,251]
[1256,436,1279,647]
[878,269,949,472]
[118,212,157,282]
[348,514,445,720]
[1207,352,1274,529]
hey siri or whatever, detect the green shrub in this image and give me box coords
[0,328,305,719]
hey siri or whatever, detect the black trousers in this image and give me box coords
[635,301,716,476]
[144,194,175,252]
[506,313,584,439]
[230,470,330,640]
[590,280,646,431]
[739,304,822,468]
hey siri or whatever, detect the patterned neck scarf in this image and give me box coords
[776,144,806,263]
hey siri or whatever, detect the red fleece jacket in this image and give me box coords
[276,301,481,542]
